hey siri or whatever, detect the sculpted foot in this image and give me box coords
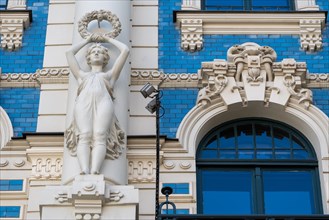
[91,169,99,175]
[80,169,89,175]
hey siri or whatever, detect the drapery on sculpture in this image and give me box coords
[65,10,129,175]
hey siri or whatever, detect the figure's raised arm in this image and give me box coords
[66,37,92,80]
[105,37,129,86]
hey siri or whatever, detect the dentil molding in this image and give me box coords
[0,10,32,51]
[174,11,326,52]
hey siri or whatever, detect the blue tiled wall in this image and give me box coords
[159,0,329,137]
[160,88,198,138]
[159,0,329,74]
[0,88,40,137]
[0,0,49,73]
[312,88,329,117]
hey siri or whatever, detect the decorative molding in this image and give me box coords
[0,69,328,88]
[130,70,199,87]
[174,11,326,52]
[180,19,203,52]
[7,0,27,10]
[0,10,31,51]
[28,154,63,180]
[0,68,70,87]
[128,160,155,183]
[300,19,322,52]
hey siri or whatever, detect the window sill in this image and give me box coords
[173,10,327,52]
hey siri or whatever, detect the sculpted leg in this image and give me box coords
[77,132,92,174]
[91,132,107,174]
[91,98,114,174]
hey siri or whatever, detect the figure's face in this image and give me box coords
[89,47,105,66]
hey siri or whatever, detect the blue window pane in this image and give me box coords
[202,170,253,214]
[200,149,217,158]
[263,171,315,214]
[237,124,253,149]
[0,206,20,218]
[162,209,189,214]
[238,150,254,159]
[0,180,23,191]
[220,149,236,159]
[204,0,244,10]
[275,149,291,159]
[255,124,272,148]
[219,127,235,148]
[292,135,305,149]
[273,127,290,148]
[252,0,291,11]
[162,183,189,194]
[204,136,217,149]
[293,150,309,159]
[0,0,7,9]
[256,150,273,159]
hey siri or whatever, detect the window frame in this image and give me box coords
[196,118,323,215]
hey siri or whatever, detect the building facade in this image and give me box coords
[0,0,328,219]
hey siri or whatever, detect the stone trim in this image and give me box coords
[0,10,32,51]
[174,11,326,52]
[0,69,328,88]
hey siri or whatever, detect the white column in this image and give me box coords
[62,0,131,185]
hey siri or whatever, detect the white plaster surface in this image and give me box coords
[131,27,158,47]
[47,3,75,24]
[45,24,74,45]
[38,90,68,115]
[128,117,156,135]
[132,6,158,26]
[129,88,156,115]
[131,48,158,69]
[37,115,66,132]
[132,0,158,6]
[43,45,70,68]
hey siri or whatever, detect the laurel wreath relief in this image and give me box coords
[78,10,122,41]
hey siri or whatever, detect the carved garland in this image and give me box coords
[78,10,121,41]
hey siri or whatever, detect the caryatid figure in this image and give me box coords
[65,33,129,175]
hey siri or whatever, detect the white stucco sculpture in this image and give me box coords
[65,27,129,175]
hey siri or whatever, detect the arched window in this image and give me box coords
[197,119,323,215]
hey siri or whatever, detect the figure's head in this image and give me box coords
[86,43,110,67]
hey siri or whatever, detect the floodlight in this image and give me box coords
[140,82,157,98]
[145,97,158,114]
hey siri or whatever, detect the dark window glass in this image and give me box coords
[204,0,244,10]
[197,119,320,215]
[255,124,272,149]
[202,170,253,214]
[237,124,253,149]
[219,127,235,148]
[0,206,20,218]
[263,171,315,214]
[203,0,294,11]
[0,0,7,10]
[198,120,313,161]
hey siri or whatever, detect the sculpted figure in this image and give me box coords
[66,35,129,174]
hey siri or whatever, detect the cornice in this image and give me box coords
[1,70,328,88]
[174,11,327,52]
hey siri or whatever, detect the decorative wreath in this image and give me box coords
[78,10,122,41]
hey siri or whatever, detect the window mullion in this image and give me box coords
[254,167,264,214]
[245,0,252,11]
